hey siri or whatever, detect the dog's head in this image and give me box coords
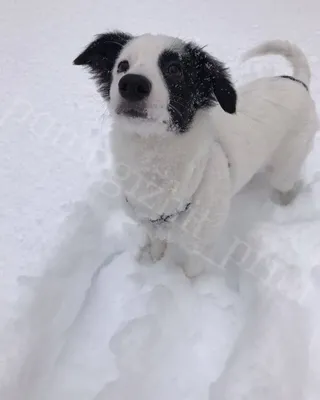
[74,31,237,134]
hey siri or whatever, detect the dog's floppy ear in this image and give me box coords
[73,31,133,100]
[186,43,237,114]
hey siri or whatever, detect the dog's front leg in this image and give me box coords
[135,232,167,264]
[149,236,167,262]
[173,144,232,278]
[121,194,167,263]
[173,198,230,278]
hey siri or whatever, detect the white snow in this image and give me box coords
[1,0,320,399]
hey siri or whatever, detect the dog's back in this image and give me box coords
[213,40,318,195]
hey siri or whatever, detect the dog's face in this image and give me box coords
[74,31,237,134]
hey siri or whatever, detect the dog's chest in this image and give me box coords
[110,131,210,219]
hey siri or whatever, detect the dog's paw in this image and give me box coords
[271,181,302,206]
[149,240,167,262]
[182,262,205,278]
[134,243,152,264]
[181,252,206,278]
[135,239,167,265]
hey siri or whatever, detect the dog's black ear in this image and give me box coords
[210,63,237,114]
[73,31,133,100]
[186,43,237,114]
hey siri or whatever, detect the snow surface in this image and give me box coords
[1,0,320,399]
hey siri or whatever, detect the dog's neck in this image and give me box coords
[110,108,215,159]
[110,110,214,185]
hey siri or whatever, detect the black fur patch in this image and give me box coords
[279,75,308,91]
[73,31,133,100]
[158,42,237,133]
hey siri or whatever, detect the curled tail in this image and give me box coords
[242,40,311,88]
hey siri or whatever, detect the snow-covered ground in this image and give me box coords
[1,0,320,399]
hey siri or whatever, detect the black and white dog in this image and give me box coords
[74,32,318,276]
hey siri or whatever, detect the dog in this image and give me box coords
[74,32,318,276]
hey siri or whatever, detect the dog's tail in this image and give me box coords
[242,40,311,88]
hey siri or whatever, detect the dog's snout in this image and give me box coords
[119,74,151,102]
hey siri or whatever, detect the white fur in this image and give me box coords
[109,38,318,276]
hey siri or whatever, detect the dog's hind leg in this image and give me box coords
[267,120,316,206]
[271,181,303,206]
[268,149,307,206]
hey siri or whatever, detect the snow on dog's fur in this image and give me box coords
[74,33,318,276]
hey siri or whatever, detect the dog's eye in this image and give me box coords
[167,63,182,77]
[117,60,129,73]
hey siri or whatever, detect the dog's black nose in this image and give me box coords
[118,74,152,101]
